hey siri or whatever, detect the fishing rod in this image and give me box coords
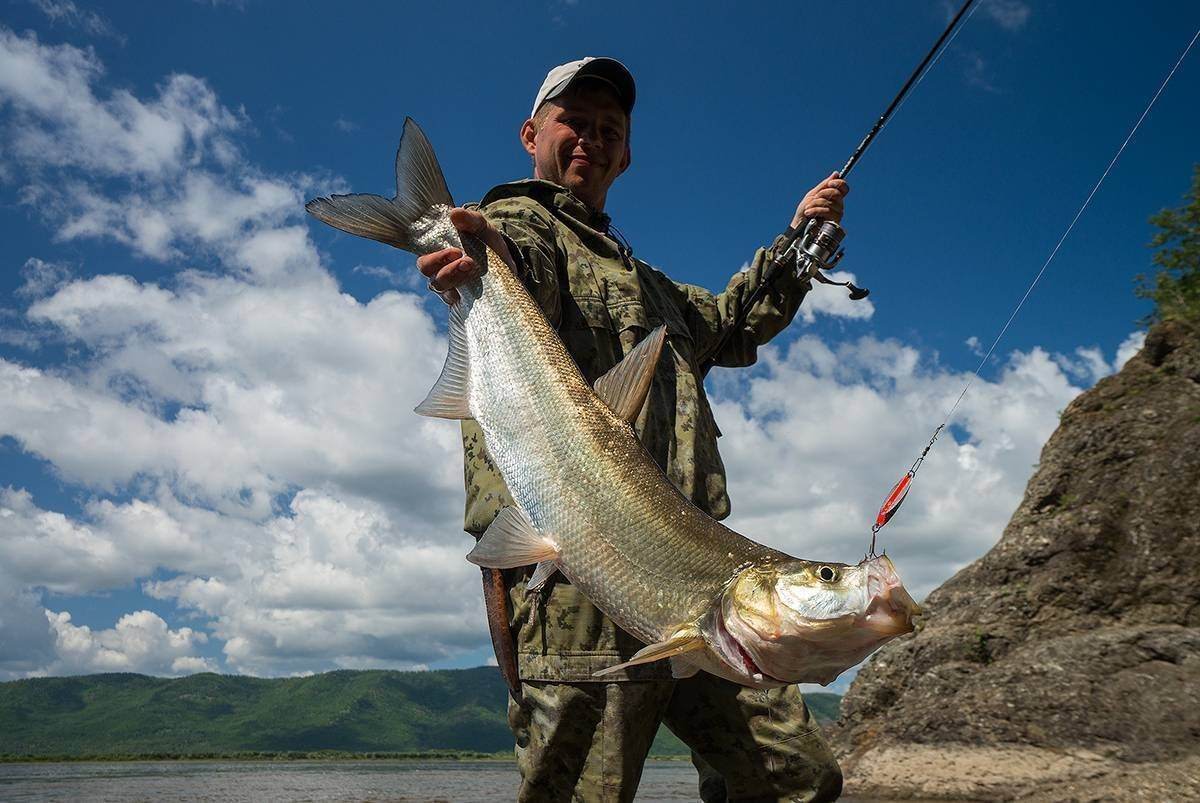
[700,0,977,372]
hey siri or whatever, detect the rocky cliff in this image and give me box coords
[834,320,1200,801]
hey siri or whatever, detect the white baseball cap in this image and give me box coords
[531,57,636,118]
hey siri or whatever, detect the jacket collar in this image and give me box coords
[481,179,612,234]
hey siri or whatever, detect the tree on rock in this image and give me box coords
[1138,165,1200,323]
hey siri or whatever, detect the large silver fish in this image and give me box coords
[306,119,919,688]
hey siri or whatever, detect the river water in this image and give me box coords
[0,759,894,801]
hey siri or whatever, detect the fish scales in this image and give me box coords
[463,245,780,644]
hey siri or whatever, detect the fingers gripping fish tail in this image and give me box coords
[305,117,454,253]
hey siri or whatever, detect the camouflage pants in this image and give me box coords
[507,673,842,802]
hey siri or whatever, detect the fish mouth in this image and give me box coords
[860,575,920,636]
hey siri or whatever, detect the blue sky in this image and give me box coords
[0,0,1197,682]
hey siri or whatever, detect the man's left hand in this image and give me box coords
[791,173,850,229]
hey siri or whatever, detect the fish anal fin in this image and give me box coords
[593,627,705,678]
[467,507,559,569]
[525,560,560,596]
[415,301,472,420]
[594,326,667,423]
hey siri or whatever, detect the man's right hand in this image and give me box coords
[418,208,514,305]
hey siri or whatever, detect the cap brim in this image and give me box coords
[564,57,636,114]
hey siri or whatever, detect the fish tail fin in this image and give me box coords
[305,117,454,253]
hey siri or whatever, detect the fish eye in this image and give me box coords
[817,565,838,583]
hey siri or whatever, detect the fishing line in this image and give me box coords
[888,1,984,123]
[868,24,1200,557]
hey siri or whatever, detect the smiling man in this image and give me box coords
[418,57,848,802]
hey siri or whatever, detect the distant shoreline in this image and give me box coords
[0,751,694,764]
[0,751,511,764]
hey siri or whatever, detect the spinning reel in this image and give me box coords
[786,217,869,300]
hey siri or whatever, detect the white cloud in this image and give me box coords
[798,271,875,323]
[941,0,1029,32]
[0,581,57,673]
[334,116,358,133]
[1054,345,1110,384]
[1115,330,1145,370]
[52,174,312,264]
[27,0,120,40]
[963,51,1000,93]
[42,609,215,676]
[983,0,1031,32]
[711,335,1090,599]
[143,490,484,676]
[0,29,241,179]
[17,257,72,298]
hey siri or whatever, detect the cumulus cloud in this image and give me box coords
[797,271,875,323]
[0,29,242,179]
[1115,330,1146,370]
[712,335,1090,599]
[0,24,478,677]
[42,609,215,676]
[143,491,483,676]
[0,582,57,673]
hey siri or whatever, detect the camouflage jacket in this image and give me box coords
[462,179,811,682]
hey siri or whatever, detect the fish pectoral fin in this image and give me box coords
[594,326,667,423]
[592,628,705,677]
[525,560,560,595]
[414,299,472,420]
[669,656,701,679]
[467,506,559,569]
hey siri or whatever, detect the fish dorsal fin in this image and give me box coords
[414,299,472,420]
[467,507,559,569]
[305,118,453,253]
[593,626,704,677]
[594,325,667,423]
[526,560,560,595]
[394,117,454,221]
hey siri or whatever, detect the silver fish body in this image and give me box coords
[306,119,919,688]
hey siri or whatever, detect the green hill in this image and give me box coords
[0,668,840,759]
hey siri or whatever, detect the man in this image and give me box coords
[418,58,849,802]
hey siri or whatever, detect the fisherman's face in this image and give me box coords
[522,82,631,211]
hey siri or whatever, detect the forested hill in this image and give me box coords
[0,668,842,758]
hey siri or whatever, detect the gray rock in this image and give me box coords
[834,320,1200,800]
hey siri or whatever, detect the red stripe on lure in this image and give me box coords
[875,474,913,530]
